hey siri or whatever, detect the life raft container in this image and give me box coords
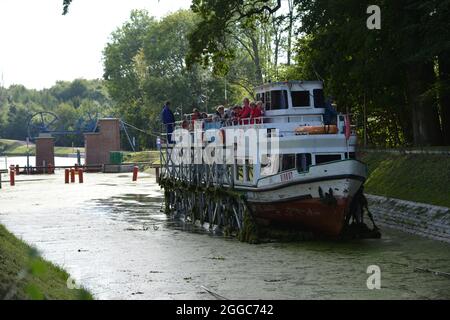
[295,125,338,135]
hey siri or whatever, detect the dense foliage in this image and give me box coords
[186,0,450,147]
[102,10,244,149]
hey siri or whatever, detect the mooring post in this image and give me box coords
[70,168,75,183]
[132,166,139,182]
[15,165,20,176]
[9,165,15,186]
[78,169,84,184]
[48,163,54,174]
[65,169,70,184]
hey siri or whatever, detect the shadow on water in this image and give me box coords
[90,194,222,236]
[89,193,387,246]
[90,194,450,257]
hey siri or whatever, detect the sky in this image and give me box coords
[0,0,192,90]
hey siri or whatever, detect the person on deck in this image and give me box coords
[251,101,263,124]
[189,108,202,131]
[191,108,201,121]
[323,98,338,125]
[160,101,175,144]
[230,105,241,125]
[239,98,251,124]
[214,105,226,121]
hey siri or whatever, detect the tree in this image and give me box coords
[102,9,243,149]
[187,0,282,74]
[0,79,112,145]
[289,0,449,146]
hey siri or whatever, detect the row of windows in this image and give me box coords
[235,152,356,182]
[255,89,325,110]
[281,153,345,173]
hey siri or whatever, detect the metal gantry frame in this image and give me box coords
[158,135,253,239]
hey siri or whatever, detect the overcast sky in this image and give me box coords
[0,0,192,90]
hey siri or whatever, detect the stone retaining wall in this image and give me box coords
[367,194,450,243]
[360,148,450,155]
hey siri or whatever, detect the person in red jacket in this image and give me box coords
[231,105,241,125]
[239,98,251,124]
[251,101,263,124]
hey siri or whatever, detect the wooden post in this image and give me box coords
[70,168,75,183]
[78,169,84,184]
[9,165,15,186]
[65,169,70,184]
[132,166,138,181]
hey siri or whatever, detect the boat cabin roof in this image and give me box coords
[254,81,326,116]
[254,80,323,92]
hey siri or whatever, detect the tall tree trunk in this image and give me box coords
[406,62,442,146]
[438,53,450,145]
[400,91,414,145]
[250,34,264,84]
[287,0,294,66]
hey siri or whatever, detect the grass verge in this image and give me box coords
[360,151,450,208]
[123,150,160,172]
[0,224,93,300]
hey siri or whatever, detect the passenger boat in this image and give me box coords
[159,81,379,238]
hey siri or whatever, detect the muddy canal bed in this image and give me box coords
[0,170,449,299]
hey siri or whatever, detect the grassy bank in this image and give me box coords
[124,150,160,172]
[0,139,84,156]
[123,150,160,163]
[0,224,93,300]
[361,151,450,208]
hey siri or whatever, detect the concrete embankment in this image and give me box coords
[368,195,450,243]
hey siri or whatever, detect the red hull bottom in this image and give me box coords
[248,198,351,236]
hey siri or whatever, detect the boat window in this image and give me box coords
[256,92,265,103]
[281,154,296,171]
[266,90,288,110]
[313,89,325,108]
[291,91,310,107]
[296,153,312,172]
[315,154,342,164]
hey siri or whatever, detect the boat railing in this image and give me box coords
[158,113,358,142]
[161,113,324,133]
[159,147,236,188]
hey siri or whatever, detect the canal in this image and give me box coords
[0,158,449,299]
[0,155,84,169]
